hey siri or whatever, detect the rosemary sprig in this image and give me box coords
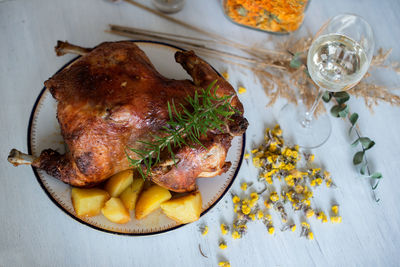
[126,80,237,178]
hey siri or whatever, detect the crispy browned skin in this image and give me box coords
[35,41,247,192]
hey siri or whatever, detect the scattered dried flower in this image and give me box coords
[219,241,228,250]
[200,225,209,236]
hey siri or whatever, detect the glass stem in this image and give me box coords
[301,88,325,128]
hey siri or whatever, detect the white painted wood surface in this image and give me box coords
[1,0,400,266]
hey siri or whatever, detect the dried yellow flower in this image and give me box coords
[265,214,272,221]
[232,195,240,204]
[219,261,230,267]
[232,231,241,239]
[201,226,209,236]
[241,182,248,191]
[221,224,228,235]
[269,192,279,202]
[257,210,264,219]
[268,226,275,235]
[331,216,342,223]
[238,86,247,94]
[307,231,314,240]
[295,184,304,194]
[249,213,256,221]
[233,204,239,213]
[301,222,310,229]
[326,178,332,187]
[332,205,339,215]
[305,208,314,218]
[219,242,227,250]
[241,205,251,215]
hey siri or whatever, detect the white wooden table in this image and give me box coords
[1,0,400,266]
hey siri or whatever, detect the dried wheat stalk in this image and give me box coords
[107,23,400,113]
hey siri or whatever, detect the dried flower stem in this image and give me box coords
[107,26,286,70]
[120,0,288,57]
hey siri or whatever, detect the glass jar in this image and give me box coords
[222,0,309,34]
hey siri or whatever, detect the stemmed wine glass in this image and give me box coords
[279,14,375,148]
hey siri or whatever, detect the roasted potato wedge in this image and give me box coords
[135,185,171,219]
[101,197,130,224]
[160,191,202,224]
[120,177,145,210]
[104,169,134,197]
[71,188,110,217]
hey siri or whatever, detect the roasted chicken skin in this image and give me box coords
[8,41,248,192]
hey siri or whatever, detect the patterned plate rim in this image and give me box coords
[27,40,245,236]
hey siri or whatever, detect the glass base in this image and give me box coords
[278,103,332,149]
[152,0,185,13]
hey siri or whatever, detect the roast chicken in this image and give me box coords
[8,41,248,192]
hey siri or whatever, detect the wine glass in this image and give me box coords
[279,14,375,148]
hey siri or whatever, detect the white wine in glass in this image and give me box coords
[279,14,374,148]
[307,34,369,92]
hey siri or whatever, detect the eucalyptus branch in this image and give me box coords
[125,80,237,179]
[323,91,382,202]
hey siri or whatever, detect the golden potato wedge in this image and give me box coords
[120,177,145,210]
[71,187,110,217]
[101,197,130,224]
[104,169,134,197]
[135,185,172,219]
[160,191,202,224]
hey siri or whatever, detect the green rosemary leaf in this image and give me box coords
[353,151,364,165]
[127,147,147,158]
[137,166,145,179]
[194,90,199,105]
[167,142,177,165]
[137,140,156,147]
[214,108,232,117]
[359,137,375,150]
[349,112,358,125]
[171,99,181,120]
[371,172,382,179]
[208,79,218,91]
[181,106,193,118]
[167,101,173,120]
[322,91,332,103]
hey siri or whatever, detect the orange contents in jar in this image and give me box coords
[224,0,308,33]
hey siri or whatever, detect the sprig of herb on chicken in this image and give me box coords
[126,80,237,179]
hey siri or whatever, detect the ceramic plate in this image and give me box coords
[28,40,245,235]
